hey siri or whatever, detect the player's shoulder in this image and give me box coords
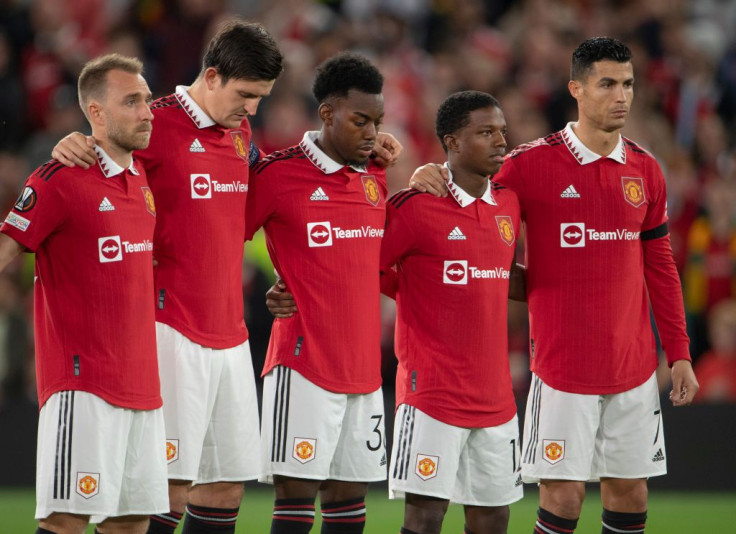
[386,188,429,212]
[150,93,181,116]
[490,180,519,205]
[250,144,305,177]
[28,159,86,186]
[622,136,658,164]
[507,131,564,160]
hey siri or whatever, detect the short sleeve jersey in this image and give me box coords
[137,86,256,349]
[381,168,519,427]
[246,131,386,393]
[0,148,160,409]
[495,124,689,394]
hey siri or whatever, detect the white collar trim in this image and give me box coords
[175,85,216,129]
[94,145,139,178]
[562,122,626,165]
[444,162,496,207]
[299,131,367,174]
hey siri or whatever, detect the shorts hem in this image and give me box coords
[193,473,262,485]
[259,472,386,485]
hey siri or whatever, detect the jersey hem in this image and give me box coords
[400,400,517,428]
[155,318,249,350]
[533,368,656,395]
[263,363,382,394]
[38,386,162,411]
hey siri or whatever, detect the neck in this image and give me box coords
[94,136,132,169]
[571,121,620,157]
[316,131,347,165]
[448,163,488,198]
[186,78,209,115]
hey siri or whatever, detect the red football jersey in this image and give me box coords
[137,86,256,349]
[495,124,690,394]
[381,170,519,427]
[246,132,386,393]
[1,148,160,410]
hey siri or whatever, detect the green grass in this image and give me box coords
[2,487,733,532]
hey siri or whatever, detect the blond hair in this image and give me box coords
[78,54,144,119]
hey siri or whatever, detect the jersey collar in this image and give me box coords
[445,162,497,207]
[299,131,368,174]
[562,122,626,165]
[94,145,140,178]
[175,85,216,129]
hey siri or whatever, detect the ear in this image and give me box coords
[444,134,459,152]
[88,101,104,126]
[568,79,581,100]
[318,102,333,126]
[203,67,220,90]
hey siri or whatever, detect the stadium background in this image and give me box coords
[0,0,734,531]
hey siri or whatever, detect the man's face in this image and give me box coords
[206,69,275,129]
[571,60,634,133]
[450,106,507,177]
[103,70,153,152]
[322,89,384,166]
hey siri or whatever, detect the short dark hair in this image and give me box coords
[571,37,632,80]
[435,91,501,152]
[78,54,143,119]
[201,19,283,83]
[312,52,383,103]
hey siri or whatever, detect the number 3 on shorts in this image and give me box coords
[366,414,383,451]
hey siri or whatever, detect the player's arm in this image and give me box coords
[372,132,403,168]
[408,163,449,197]
[51,132,97,169]
[508,262,527,302]
[265,278,297,319]
[380,192,418,299]
[0,233,24,272]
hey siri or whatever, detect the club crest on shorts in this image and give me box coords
[415,454,439,481]
[622,177,645,208]
[230,130,249,162]
[141,186,156,217]
[496,215,515,246]
[361,175,380,206]
[76,472,100,498]
[166,439,179,464]
[293,437,317,464]
[543,439,565,465]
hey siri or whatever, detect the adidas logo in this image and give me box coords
[652,448,665,462]
[448,226,466,240]
[310,187,329,201]
[189,139,205,153]
[561,184,580,198]
[98,197,115,212]
[515,474,523,487]
[380,453,387,467]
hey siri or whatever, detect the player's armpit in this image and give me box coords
[372,132,403,168]
[508,262,527,302]
[409,163,449,197]
[51,132,97,169]
[379,268,398,300]
[0,233,24,272]
[670,359,699,406]
[265,278,297,318]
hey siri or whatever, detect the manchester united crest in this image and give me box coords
[495,215,515,246]
[415,454,439,481]
[621,177,645,208]
[292,437,317,464]
[141,186,156,217]
[166,439,179,464]
[76,472,100,498]
[543,439,565,465]
[361,175,380,206]
[230,131,249,162]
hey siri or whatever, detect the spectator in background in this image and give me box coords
[694,298,736,403]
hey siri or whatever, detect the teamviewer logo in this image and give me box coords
[98,235,122,263]
[443,260,468,284]
[561,223,585,248]
[191,174,212,199]
[307,221,333,247]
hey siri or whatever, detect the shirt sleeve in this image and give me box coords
[0,163,68,252]
[244,165,277,242]
[380,195,418,299]
[641,166,690,365]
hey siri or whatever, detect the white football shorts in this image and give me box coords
[521,371,666,483]
[36,391,168,523]
[260,366,387,483]
[156,322,262,483]
[389,404,523,506]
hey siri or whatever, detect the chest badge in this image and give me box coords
[361,175,380,206]
[141,186,156,216]
[622,177,645,208]
[230,131,249,162]
[496,215,515,246]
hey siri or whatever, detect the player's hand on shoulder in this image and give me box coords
[52,132,97,169]
[409,163,449,197]
[266,278,297,318]
[669,359,699,406]
[372,132,403,168]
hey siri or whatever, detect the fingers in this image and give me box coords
[371,144,394,168]
[52,134,98,169]
[669,361,700,406]
[265,281,297,318]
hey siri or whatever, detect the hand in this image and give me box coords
[52,132,97,169]
[265,279,297,318]
[409,163,449,197]
[669,360,699,406]
[372,132,403,168]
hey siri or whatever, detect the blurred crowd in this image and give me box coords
[0,0,734,408]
